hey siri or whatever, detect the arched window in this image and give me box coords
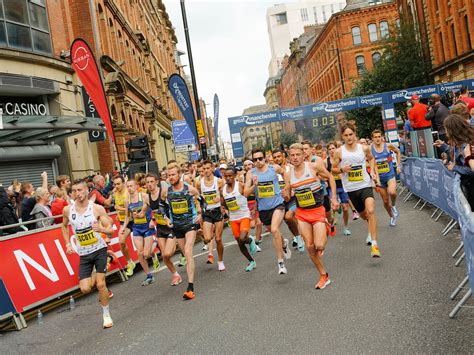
[108,18,113,27]
[356,55,365,75]
[352,26,361,45]
[380,21,389,38]
[372,52,381,65]
[368,23,378,42]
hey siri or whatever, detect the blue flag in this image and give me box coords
[168,74,197,144]
[213,94,219,142]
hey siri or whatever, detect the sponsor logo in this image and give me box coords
[439,83,463,92]
[234,112,278,126]
[391,87,437,100]
[72,46,91,71]
[281,109,303,119]
[172,82,191,113]
[360,96,384,106]
[312,99,357,113]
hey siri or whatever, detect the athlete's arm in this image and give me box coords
[121,199,130,234]
[282,169,291,202]
[216,178,225,204]
[243,171,255,197]
[331,149,348,174]
[364,145,379,185]
[93,204,114,236]
[188,185,202,223]
[388,144,401,173]
[184,174,193,185]
[238,181,246,196]
[272,163,283,175]
[312,161,339,211]
[61,205,73,254]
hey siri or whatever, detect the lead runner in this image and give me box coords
[62,180,115,328]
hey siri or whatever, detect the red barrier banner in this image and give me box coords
[0,214,138,313]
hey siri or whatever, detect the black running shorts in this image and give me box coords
[203,208,223,224]
[79,247,108,280]
[259,204,285,226]
[347,187,374,213]
[172,223,199,239]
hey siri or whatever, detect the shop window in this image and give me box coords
[352,26,361,45]
[368,23,378,42]
[356,55,365,75]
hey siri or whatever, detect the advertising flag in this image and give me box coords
[167,74,198,143]
[213,94,219,141]
[70,38,116,143]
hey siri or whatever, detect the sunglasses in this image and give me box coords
[253,156,265,162]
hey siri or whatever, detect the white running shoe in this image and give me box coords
[278,262,287,275]
[391,206,399,218]
[202,243,208,251]
[218,261,226,271]
[256,245,262,252]
[283,239,292,259]
[390,214,397,226]
[103,314,113,329]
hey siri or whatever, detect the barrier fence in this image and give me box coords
[400,157,473,317]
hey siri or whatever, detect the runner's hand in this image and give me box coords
[164,216,173,228]
[342,165,351,173]
[149,220,155,229]
[252,176,258,186]
[194,214,202,224]
[331,198,340,211]
[92,221,100,232]
[396,166,401,174]
[66,243,74,255]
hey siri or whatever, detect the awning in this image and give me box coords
[0,115,106,146]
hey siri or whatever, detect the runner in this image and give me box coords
[272,148,304,252]
[162,162,201,300]
[243,160,262,249]
[222,167,258,271]
[327,142,351,236]
[146,173,182,286]
[284,143,339,289]
[331,121,381,257]
[112,175,136,276]
[122,179,156,286]
[244,148,291,274]
[62,180,114,328]
[193,167,214,257]
[198,160,226,271]
[370,129,401,226]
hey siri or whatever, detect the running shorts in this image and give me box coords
[172,223,199,239]
[284,197,297,212]
[132,224,155,238]
[329,187,349,204]
[379,173,396,188]
[79,247,108,280]
[203,208,224,223]
[347,187,374,213]
[120,220,134,231]
[295,205,326,225]
[323,195,331,212]
[259,204,284,226]
[156,229,174,239]
[230,218,251,239]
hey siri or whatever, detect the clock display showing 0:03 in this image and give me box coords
[312,116,336,127]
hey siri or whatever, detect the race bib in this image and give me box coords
[171,199,188,214]
[278,182,285,191]
[225,197,240,211]
[295,188,316,208]
[377,160,390,174]
[131,208,147,224]
[76,227,98,247]
[117,210,126,222]
[257,182,275,198]
[332,172,341,181]
[203,191,217,204]
[153,211,167,226]
[348,166,364,182]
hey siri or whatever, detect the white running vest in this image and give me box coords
[69,201,106,256]
[201,176,221,210]
[340,144,372,192]
[222,182,249,221]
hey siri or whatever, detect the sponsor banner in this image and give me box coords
[213,94,219,141]
[172,120,197,146]
[309,97,359,115]
[168,74,198,142]
[228,110,279,128]
[70,38,115,143]
[281,107,306,120]
[359,93,389,108]
[82,87,106,142]
[453,174,474,294]
[0,214,138,313]
[437,80,471,94]
[400,158,458,219]
[389,84,438,103]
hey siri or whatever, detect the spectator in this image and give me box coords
[0,187,23,235]
[456,85,474,115]
[20,171,48,228]
[89,174,113,208]
[451,102,473,126]
[30,187,54,229]
[56,175,71,191]
[425,94,450,142]
[408,95,431,130]
[51,188,69,224]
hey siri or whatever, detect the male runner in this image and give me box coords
[112,175,136,276]
[193,167,215,256]
[272,149,304,252]
[162,162,201,300]
[331,121,381,257]
[146,173,182,286]
[122,179,155,286]
[284,144,339,289]
[198,160,226,271]
[244,160,262,249]
[62,180,114,328]
[370,129,401,226]
[244,148,291,274]
[222,167,258,271]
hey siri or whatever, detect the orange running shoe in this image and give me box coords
[183,290,195,300]
[207,254,214,264]
[330,224,336,237]
[315,273,331,290]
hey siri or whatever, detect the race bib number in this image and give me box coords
[203,191,217,204]
[332,172,341,181]
[348,166,364,182]
[153,212,167,226]
[76,228,98,247]
[257,182,275,198]
[225,197,240,211]
[171,200,188,214]
[117,210,126,222]
[131,208,147,224]
[295,188,316,208]
[377,161,390,174]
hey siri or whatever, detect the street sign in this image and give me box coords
[196,119,205,138]
[175,144,196,153]
[172,120,197,146]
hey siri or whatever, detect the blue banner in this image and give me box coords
[0,278,16,318]
[168,74,197,143]
[213,94,219,142]
[172,120,196,146]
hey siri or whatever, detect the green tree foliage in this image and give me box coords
[279,132,298,148]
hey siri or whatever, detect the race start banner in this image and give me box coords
[168,74,198,143]
[70,38,116,143]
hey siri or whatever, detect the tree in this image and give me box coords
[279,132,298,148]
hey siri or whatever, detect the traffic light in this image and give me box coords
[126,135,148,149]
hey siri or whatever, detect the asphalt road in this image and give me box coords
[2,196,473,354]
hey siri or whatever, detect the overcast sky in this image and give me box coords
[164,0,277,142]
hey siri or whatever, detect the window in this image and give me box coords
[275,12,287,25]
[356,55,365,75]
[439,32,445,63]
[352,26,361,45]
[368,23,378,42]
[313,7,318,23]
[0,0,52,54]
[300,8,308,22]
[465,15,472,50]
[451,24,458,56]
[372,52,381,65]
[380,21,389,38]
[322,5,327,22]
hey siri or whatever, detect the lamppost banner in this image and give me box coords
[214,94,219,143]
[70,38,116,143]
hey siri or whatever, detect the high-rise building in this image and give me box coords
[266,0,346,77]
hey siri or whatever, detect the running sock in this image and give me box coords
[102,305,110,317]
[277,258,284,264]
[173,271,180,277]
[371,240,378,246]
[187,283,194,292]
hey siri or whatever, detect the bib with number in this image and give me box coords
[295,188,316,208]
[278,182,285,191]
[203,191,217,204]
[171,199,188,214]
[257,182,275,198]
[348,166,364,182]
[377,160,390,174]
[76,227,98,247]
[225,197,240,211]
[131,207,147,224]
[332,172,341,181]
[153,211,167,225]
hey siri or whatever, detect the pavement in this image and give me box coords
[1,195,473,354]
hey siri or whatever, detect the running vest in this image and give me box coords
[149,187,171,232]
[277,165,290,191]
[222,182,249,221]
[128,193,151,225]
[69,201,106,256]
[371,143,394,178]
[290,162,324,209]
[251,165,284,211]
[114,189,128,222]
[167,183,196,225]
[327,157,343,188]
[340,144,372,192]
[201,176,221,210]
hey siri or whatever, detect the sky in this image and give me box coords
[164,0,277,143]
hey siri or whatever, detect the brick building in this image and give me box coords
[397,0,474,83]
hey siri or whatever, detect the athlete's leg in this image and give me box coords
[255,217,262,241]
[378,187,393,217]
[284,209,299,237]
[158,237,177,273]
[119,227,132,261]
[79,277,94,294]
[143,235,155,260]
[342,203,349,227]
[202,221,214,244]
[95,272,109,307]
[298,220,323,274]
[177,230,197,284]
[387,178,397,207]
[270,209,285,259]
[133,236,150,274]
[238,227,253,262]
[214,220,225,262]
[360,197,377,242]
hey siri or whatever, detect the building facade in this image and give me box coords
[240,104,274,156]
